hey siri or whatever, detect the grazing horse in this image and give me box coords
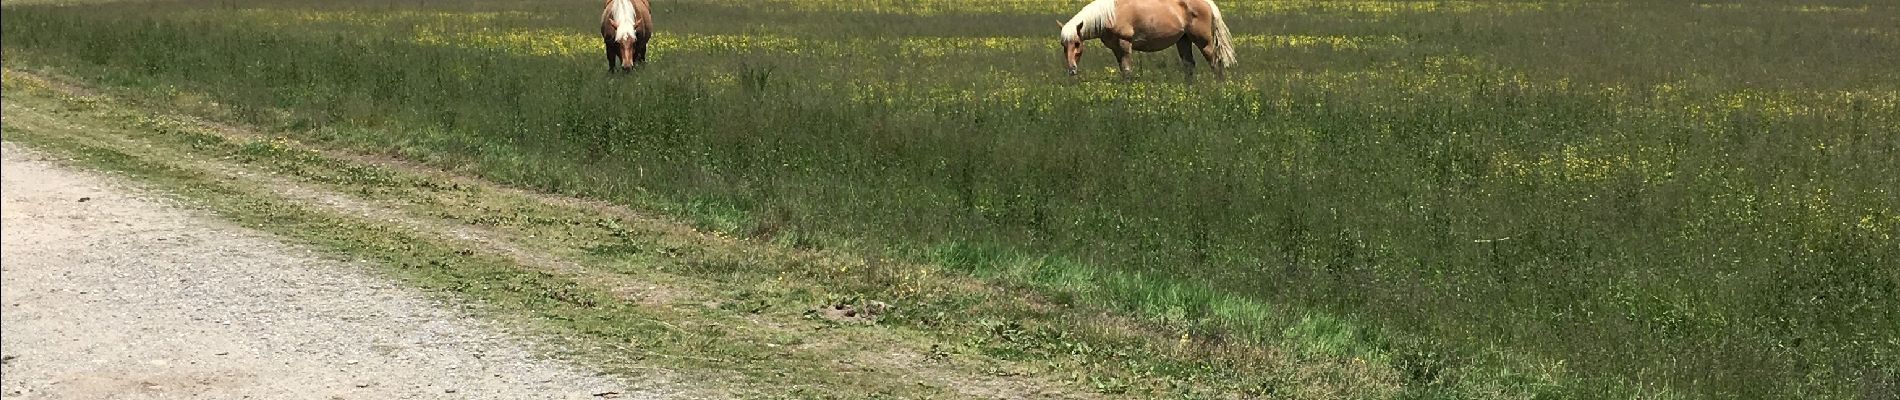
[600,0,651,72]
[1059,0,1236,79]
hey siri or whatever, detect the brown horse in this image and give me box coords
[1059,0,1236,79]
[600,0,651,72]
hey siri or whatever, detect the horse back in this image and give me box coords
[628,0,652,32]
[1112,0,1196,37]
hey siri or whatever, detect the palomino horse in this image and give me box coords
[1059,0,1236,79]
[600,0,651,72]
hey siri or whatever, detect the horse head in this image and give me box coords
[615,38,636,71]
[1059,22,1084,76]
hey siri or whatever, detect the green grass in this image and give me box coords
[3,71,1433,399]
[5,0,1898,398]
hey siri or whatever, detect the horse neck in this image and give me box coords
[1065,0,1116,40]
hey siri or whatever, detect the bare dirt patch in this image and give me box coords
[0,142,671,399]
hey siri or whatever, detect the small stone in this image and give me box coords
[444,388,458,394]
[354,383,370,388]
[77,197,90,202]
[865,301,891,315]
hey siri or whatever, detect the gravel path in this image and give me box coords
[0,141,657,399]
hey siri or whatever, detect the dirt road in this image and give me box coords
[0,141,656,399]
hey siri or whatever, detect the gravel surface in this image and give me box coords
[0,141,660,399]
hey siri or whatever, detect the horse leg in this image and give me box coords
[632,33,650,65]
[1176,39,1198,81]
[1103,38,1134,79]
[603,40,622,73]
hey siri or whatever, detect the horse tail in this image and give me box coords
[1204,0,1237,67]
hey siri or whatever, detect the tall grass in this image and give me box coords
[5,0,1897,397]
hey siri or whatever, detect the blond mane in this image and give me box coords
[1204,0,1236,66]
[1060,0,1117,42]
[605,0,638,42]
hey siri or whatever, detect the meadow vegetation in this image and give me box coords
[3,0,1897,398]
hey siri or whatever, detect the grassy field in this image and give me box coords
[3,0,1897,398]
